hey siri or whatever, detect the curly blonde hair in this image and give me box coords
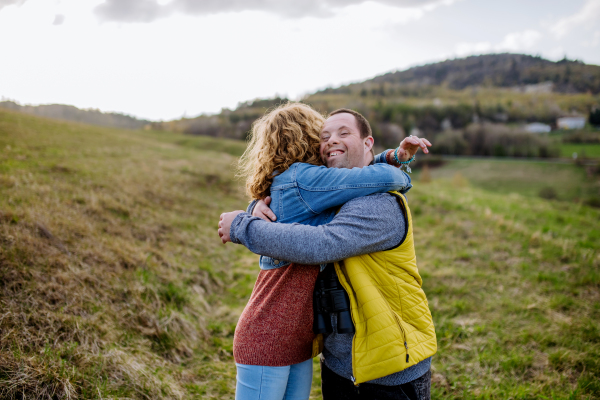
[238,102,325,200]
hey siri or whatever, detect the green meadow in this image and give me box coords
[558,143,600,159]
[0,109,598,399]
[418,157,597,203]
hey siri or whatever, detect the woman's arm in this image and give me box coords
[295,136,431,214]
[295,162,411,214]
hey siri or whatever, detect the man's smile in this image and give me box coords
[327,150,345,158]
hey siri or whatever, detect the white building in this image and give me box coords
[525,122,551,133]
[557,117,586,130]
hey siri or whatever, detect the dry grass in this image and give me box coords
[0,109,255,399]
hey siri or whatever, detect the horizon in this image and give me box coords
[3,52,597,123]
[1,52,592,121]
[1,0,599,120]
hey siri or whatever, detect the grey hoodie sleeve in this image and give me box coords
[229,193,406,265]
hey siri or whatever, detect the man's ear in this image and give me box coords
[364,136,374,153]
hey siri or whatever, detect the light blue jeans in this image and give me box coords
[235,359,313,400]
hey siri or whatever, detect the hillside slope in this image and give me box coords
[319,53,600,94]
[0,101,150,130]
[0,110,598,399]
[0,109,254,398]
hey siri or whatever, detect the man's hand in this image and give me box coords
[396,135,432,162]
[252,196,277,222]
[218,210,245,244]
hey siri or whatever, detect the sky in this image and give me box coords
[0,0,599,121]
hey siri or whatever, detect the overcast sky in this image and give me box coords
[1,0,598,120]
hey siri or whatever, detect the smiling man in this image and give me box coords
[219,108,436,400]
[320,109,376,169]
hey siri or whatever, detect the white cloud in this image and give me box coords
[551,0,600,38]
[92,0,454,23]
[496,29,542,51]
[453,29,542,57]
[581,30,600,47]
[0,0,26,10]
[52,13,65,25]
[454,41,492,56]
[546,46,565,60]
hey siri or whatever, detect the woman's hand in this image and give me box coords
[252,196,277,222]
[394,135,432,162]
[218,210,245,244]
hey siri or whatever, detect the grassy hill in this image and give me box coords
[0,110,598,399]
[319,53,600,94]
[0,101,151,130]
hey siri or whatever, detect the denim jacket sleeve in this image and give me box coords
[373,150,391,164]
[294,156,411,215]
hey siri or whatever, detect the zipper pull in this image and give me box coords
[404,341,410,363]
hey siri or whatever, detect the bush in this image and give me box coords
[539,187,558,199]
[467,123,559,157]
[430,123,559,157]
[562,130,600,143]
[432,130,468,155]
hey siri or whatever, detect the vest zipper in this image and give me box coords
[375,286,411,364]
[396,316,410,363]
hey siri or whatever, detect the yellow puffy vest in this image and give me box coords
[333,191,437,385]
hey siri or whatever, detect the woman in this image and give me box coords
[220,102,424,400]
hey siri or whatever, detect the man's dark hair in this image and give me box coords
[329,108,372,139]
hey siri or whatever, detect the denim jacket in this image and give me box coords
[250,151,412,270]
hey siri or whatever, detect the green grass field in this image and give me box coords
[0,110,598,399]
[558,143,600,159]
[417,157,598,203]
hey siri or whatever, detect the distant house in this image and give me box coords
[557,117,586,130]
[525,122,551,133]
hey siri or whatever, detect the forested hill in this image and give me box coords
[317,53,600,95]
[153,54,599,146]
[0,101,150,130]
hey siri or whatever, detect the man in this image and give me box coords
[219,109,436,400]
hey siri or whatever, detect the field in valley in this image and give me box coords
[0,109,598,399]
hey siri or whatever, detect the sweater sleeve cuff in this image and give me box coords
[374,149,395,165]
[229,212,250,244]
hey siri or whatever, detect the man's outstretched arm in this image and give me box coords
[221,193,406,265]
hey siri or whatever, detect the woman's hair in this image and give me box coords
[238,102,325,200]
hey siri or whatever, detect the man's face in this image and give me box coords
[320,113,373,169]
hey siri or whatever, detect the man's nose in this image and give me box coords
[329,134,341,144]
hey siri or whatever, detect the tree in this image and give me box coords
[590,108,600,126]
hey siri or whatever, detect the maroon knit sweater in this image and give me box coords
[233,263,320,366]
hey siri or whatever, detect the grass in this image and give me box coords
[416,158,598,203]
[0,109,598,399]
[0,109,252,399]
[558,143,600,159]
[407,180,600,400]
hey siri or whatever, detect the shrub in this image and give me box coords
[463,123,559,157]
[562,130,600,143]
[432,130,468,155]
[539,187,558,199]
